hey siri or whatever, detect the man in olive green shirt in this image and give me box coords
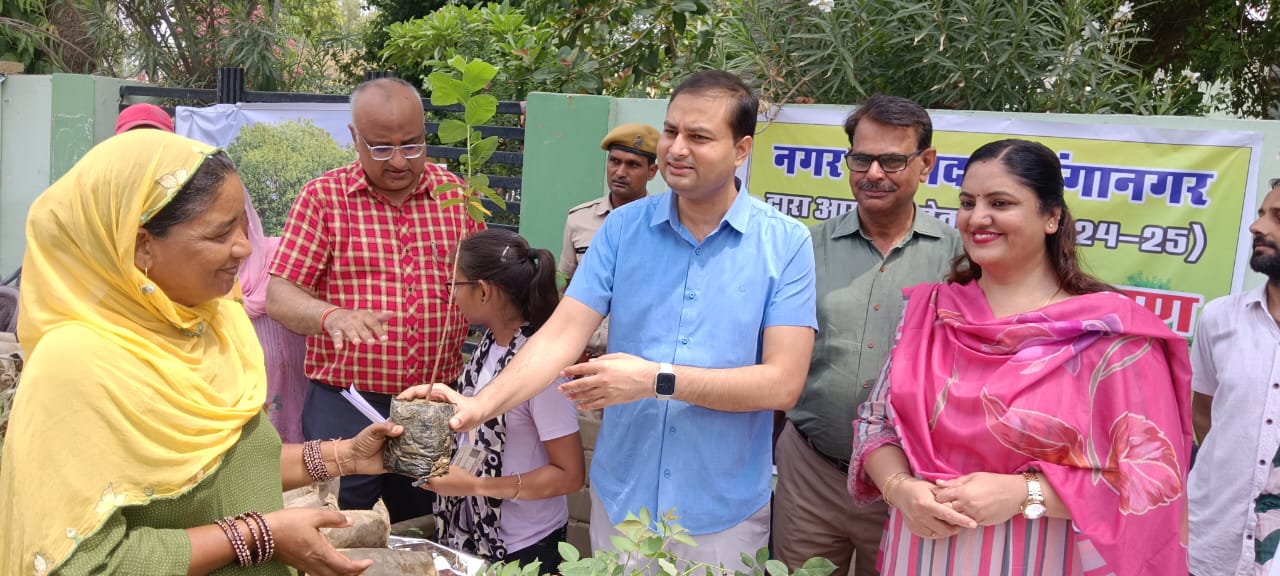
[773,95,962,576]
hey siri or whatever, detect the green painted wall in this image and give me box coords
[0,75,141,274]
[50,74,97,181]
[612,97,670,196]
[519,92,613,261]
[1,76,53,275]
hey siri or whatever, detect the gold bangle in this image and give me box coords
[882,472,911,508]
[511,473,523,501]
[331,440,346,477]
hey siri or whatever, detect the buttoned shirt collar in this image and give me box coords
[651,187,754,237]
[831,205,950,242]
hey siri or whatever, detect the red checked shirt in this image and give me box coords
[269,161,484,395]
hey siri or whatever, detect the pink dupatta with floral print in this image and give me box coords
[889,281,1191,575]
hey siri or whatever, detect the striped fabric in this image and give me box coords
[878,511,1087,576]
[269,162,483,395]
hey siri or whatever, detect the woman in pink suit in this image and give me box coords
[850,139,1192,575]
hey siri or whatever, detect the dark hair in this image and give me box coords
[948,139,1114,295]
[456,229,559,331]
[844,94,933,151]
[670,70,758,141]
[142,151,237,238]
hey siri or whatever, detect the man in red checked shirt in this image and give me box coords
[267,77,484,522]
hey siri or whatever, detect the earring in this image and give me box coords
[140,266,156,295]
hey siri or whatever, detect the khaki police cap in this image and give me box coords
[600,123,659,159]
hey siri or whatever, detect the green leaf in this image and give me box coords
[740,553,756,568]
[670,533,696,546]
[638,535,663,556]
[439,197,469,210]
[469,174,490,191]
[438,119,469,144]
[470,135,500,165]
[433,182,465,196]
[610,535,637,552]
[755,548,769,567]
[465,94,499,126]
[764,560,788,576]
[427,72,467,106]
[559,562,593,576]
[463,59,499,92]
[618,517,648,541]
[558,542,581,563]
[657,559,678,575]
[639,508,653,527]
[793,557,838,576]
[448,54,468,72]
[500,561,522,576]
[467,202,487,222]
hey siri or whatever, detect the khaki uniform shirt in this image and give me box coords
[560,195,614,354]
[788,207,963,462]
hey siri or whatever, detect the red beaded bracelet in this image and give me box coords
[215,517,252,567]
[303,439,332,483]
[244,511,275,564]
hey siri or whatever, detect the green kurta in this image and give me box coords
[57,412,292,575]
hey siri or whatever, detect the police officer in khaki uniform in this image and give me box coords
[560,123,659,357]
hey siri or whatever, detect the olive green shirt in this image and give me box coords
[788,207,962,462]
[58,412,292,576]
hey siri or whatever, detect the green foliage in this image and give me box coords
[428,56,506,224]
[0,0,111,74]
[382,3,563,101]
[382,1,718,98]
[488,508,837,576]
[1121,0,1279,118]
[224,120,356,236]
[717,0,1206,116]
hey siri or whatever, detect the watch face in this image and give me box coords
[1023,503,1047,520]
[656,372,676,397]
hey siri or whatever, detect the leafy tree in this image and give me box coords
[225,120,356,236]
[361,0,482,75]
[381,1,718,98]
[0,0,118,75]
[1121,0,1279,118]
[716,0,1205,115]
[382,3,558,100]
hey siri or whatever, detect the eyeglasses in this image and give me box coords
[356,131,427,161]
[1270,177,1280,189]
[447,280,480,293]
[844,150,924,173]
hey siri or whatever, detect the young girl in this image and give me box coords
[419,229,585,572]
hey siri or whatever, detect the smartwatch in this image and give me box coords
[1021,471,1047,520]
[655,362,675,399]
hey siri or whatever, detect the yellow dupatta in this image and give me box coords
[0,130,267,575]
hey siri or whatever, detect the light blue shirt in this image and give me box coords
[566,188,817,534]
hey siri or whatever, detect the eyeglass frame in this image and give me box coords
[355,131,428,161]
[446,279,481,294]
[843,149,925,173]
[1270,177,1280,189]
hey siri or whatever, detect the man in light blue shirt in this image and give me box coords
[428,70,817,570]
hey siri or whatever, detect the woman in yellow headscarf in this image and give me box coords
[0,130,404,576]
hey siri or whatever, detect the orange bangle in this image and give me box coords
[319,306,341,333]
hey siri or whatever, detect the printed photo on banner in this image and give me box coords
[747,107,1265,338]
